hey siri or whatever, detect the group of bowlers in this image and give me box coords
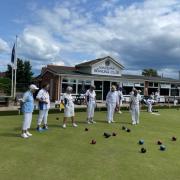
[20,83,143,138]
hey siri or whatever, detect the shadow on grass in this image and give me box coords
[0,132,20,138]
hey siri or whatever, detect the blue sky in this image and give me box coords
[0,0,180,78]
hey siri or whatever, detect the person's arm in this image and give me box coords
[21,92,28,103]
[129,96,132,110]
[106,92,110,106]
[61,94,65,106]
[36,90,48,104]
[85,91,88,106]
[116,92,120,107]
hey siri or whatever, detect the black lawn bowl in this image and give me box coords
[85,128,89,131]
[126,128,131,132]
[172,136,177,141]
[104,132,111,138]
[122,126,126,130]
[141,147,147,153]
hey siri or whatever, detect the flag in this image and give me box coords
[11,43,16,69]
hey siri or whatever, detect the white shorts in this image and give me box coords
[64,106,74,117]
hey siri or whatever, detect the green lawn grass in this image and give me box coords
[0,109,180,180]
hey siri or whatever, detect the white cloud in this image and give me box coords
[0,38,9,52]
[16,0,180,78]
[19,26,61,61]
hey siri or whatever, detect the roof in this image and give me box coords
[40,65,180,83]
[121,74,180,83]
[75,56,124,69]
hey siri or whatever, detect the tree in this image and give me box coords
[142,69,159,77]
[0,77,11,95]
[6,58,34,91]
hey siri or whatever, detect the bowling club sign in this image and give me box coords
[92,60,122,77]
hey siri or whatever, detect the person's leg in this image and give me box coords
[118,100,122,113]
[90,102,96,123]
[27,113,32,129]
[107,103,111,123]
[111,103,116,122]
[26,113,33,136]
[42,109,49,129]
[91,102,96,122]
[71,107,77,127]
[62,117,67,128]
[136,106,140,124]
[87,103,91,123]
[21,113,29,138]
[150,104,152,112]
[131,107,136,125]
[37,110,44,130]
[71,116,77,127]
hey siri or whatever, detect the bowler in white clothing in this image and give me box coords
[20,84,39,138]
[85,85,96,124]
[117,87,124,114]
[106,85,119,123]
[129,89,141,125]
[61,86,78,128]
[36,83,50,131]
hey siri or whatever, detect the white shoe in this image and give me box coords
[26,131,32,137]
[72,123,78,127]
[118,111,122,114]
[108,121,111,124]
[62,124,66,128]
[90,120,96,124]
[132,122,136,125]
[21,133,29,138]
[87,121,92,124]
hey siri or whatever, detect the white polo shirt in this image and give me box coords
[36,89,50,110]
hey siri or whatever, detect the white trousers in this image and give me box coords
[148,104,152,112]
[37,109,49,125]
[107,102,116,122]
[87,101,96,119]
[22,113,32,130]
[131,106,140,124]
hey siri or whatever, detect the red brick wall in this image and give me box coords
[41,71,60,101]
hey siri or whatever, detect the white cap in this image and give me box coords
[29,84,39,90]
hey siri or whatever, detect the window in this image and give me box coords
[149,82,153,87]
[62,78,77,93]
[62,78,68,83]
[160,89,169,96]
[171,89,179,96]
[94,81,102,90]
[77,80,92,94]
[154,83,158,87]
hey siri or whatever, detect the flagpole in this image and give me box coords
[11,65,14,97]
[13,35,18,99]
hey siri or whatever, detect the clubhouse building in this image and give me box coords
[36,56,180,102]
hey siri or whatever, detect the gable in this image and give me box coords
[76,56,124,76]
[91,57,123,77]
